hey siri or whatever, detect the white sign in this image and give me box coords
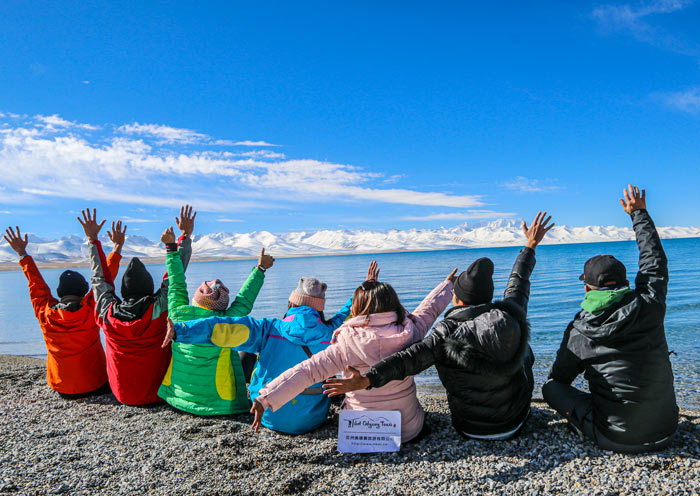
[337,410,401,453]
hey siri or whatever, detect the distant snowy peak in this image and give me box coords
[1,221,699,263]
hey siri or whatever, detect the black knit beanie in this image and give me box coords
[453,257,495,305]
[56,270,89,298]
[121,257,154,300]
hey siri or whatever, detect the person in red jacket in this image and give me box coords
[3,222,125,398]
[80,206,194,406]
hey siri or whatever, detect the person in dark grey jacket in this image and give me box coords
[542,185,678,454]
[323,212,554,440]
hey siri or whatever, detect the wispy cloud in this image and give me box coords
[118,122,208,144]
[35,114,100,131]
[503,177,561,193]
[401,210,516,221]
[233,140,279,147]
[0,113,485,213]
[216,218,244,222]
[591,0,697,55]
[656,87,700,113]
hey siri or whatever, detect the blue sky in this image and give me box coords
[0,0,699,239]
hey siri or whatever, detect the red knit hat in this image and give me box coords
[193,280,230,311]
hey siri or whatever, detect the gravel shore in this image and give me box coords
[1,355,698,495]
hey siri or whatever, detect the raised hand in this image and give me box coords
[161,226,176,245]
[161,317,175,349]
[322,366,370,397]
[107,220,127,254]
[250,399,266,433]
[175,205,196,237]
[445,268,459,283]
[77,208,106,242]
[258,248,275,270]
[619,184,646,214]
[522,211,555,250]
[366,260,380,281]
[3,226,28,257]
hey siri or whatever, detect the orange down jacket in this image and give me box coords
[20,253,121,394]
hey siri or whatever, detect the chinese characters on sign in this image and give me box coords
[337,410,401,453]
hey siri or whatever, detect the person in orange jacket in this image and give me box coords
[3,222,126,398]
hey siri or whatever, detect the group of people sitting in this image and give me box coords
[4,185,678,454]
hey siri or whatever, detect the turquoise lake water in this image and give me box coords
[1,238,698,408]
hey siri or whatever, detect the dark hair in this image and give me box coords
[351,281,407,325]
[285,302,332,325]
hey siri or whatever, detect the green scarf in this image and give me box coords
[581,288,632,315]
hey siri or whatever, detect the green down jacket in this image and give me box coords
[158,250,265,415]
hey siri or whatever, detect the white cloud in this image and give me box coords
[591,0,697,55]
[401,210,516,221]
[216,218,244,222]
[503,177,561,193]
[120,217,158,223]
[118,122,208,144]
[82,80,90,85]
[0,113,486,213]
[657,87,700,113]
[233,140,280,147]
[35,114,100,131]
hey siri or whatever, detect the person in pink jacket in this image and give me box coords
[251,261,457,443]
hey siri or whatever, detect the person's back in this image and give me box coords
[80,207,193,406]
[544,185,678,453]
[427,272,533,438]
[4,224,124,396]
[159,223,274,416]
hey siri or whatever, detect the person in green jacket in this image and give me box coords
[158,207,275,415]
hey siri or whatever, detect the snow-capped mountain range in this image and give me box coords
[2,219,699,263]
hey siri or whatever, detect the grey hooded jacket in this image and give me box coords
[549,209,678,445]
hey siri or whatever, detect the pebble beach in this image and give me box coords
[1,354,698,496]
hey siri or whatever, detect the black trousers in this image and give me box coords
[542,380,673,454]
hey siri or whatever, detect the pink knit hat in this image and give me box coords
[193,280,230,311]
[288,277,327,312]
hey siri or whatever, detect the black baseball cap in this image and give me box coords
[579,255,627,288]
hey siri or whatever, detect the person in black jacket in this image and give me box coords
[323,211,554,440]
[542,185,678,454]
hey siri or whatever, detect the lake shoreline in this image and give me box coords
[2,235,700,272]
[1,354,698,495]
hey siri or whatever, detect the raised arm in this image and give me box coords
[175,204,195,272]
[620,185,668,309]
[503,212,554,312]
[162,226,190,315]
[79,209,117,319]
[407,269,456,339]
[226,248,275,316]
[105,220,126,280]
[5,226,58,316]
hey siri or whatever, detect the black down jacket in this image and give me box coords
[549,209,678,445]
[365,247,536,436]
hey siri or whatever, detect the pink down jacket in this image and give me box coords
[256,279,453,442]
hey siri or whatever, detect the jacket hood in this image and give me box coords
[279,306,332,345]
[441,300,531,376]
[111,295,155,323]
[573,291,641,341]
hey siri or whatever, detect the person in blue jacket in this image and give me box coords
[167,275,352,435]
